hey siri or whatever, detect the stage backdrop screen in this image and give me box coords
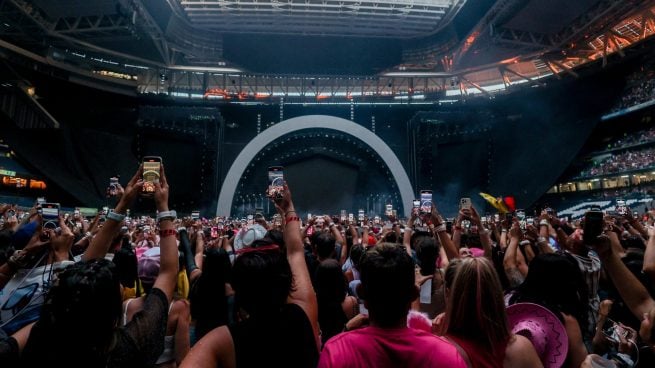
[285,156,358,215]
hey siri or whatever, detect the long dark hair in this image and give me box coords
[314,259,348,345]
[112,237,139,294]
[231,245,293,319]
[22,259,122,367]
[509,252,589,332]
[189,248,232,339]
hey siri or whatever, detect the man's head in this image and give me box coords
[357,243,417,328]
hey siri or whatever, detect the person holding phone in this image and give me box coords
[18,164,181,368]
[182,182,319,368]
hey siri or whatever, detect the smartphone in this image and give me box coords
[142,156,162,195]
[602,318,629,344]
[340,210,347,222]
[616,199,627,215]
[210,226,218,239]
[358,209,365,222]
[516,210,526,221]
[419,190,432,214]
[348,213,354,222]
[385,204,393,216]
[374,216,380,225]
[102,206,109,216]
[307,213,312,221]
[583,209,604,244]
[526,217,534,226]
[191,211,200,220]
[108,177,119,196]
[42,203,60,230]
[267,166,284,199]
[459,198,472,210]
[36,197,46,206]
[247,214,254,225]
[413,199,420,209]
[5,209,15,218]
[494,214,500,222]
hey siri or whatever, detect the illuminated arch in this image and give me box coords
[217,115,414,216]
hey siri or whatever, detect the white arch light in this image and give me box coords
[216,115,414,217]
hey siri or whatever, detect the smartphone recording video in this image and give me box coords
[267,166,284,200]
[142,156,162,195]
[419,190,432,214]
[459,197,472,211]
[108,177,119,196]
[616,199,627,215]
[191,211,200,220]
[42,203,60,230]
[358,209,365,223]
[385,204,393,216]
[583,209,604,244]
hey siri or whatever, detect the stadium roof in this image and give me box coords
[176,0,468,39]
[0,0,653,79]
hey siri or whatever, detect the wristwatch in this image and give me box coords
[157,210,177,223]
[106,210,126,222]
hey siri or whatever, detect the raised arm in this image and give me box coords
[470,206,492,259]
[503,222,527,287]
[82,167,142,261]
[643,226,655,280]
[275,183,319,347]
[431,205,459,260]
[594,235,655,319]
[151,165,179,303]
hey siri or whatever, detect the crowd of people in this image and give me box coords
[577,146,655,178]
[600,127,655,152]
[0,165,655,367]
[612,66,655,112]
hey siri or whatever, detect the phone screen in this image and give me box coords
[191,211,200,220]
[42,203,60,220]
[459,198,472,210]
[358,209,365,222]
[36,197,46,205]
[340,210,347,222]
[583,210,604,244]
[602,318,628,343]
[142,157,162,194]
[420,191,432,214]
[348,213,354,222]
[385,204,393,216]
[268,166,284,199]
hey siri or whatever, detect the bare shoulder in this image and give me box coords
[504,335,544,368]
[181,326,235,368]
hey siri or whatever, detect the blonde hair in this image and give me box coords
[444,257,510,350]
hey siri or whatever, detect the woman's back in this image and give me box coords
[228,303,318,368]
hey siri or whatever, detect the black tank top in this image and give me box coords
[228,303,318,368]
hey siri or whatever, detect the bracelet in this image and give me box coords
[285,216,300,223]
[539,219,549,226]
[160,228,178,238]
[434,224,447,233]
[501,229,508,233]
[285,211,297,216]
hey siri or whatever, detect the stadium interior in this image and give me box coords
[0,0,654,218]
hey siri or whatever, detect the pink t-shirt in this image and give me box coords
[318,326,468,368]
